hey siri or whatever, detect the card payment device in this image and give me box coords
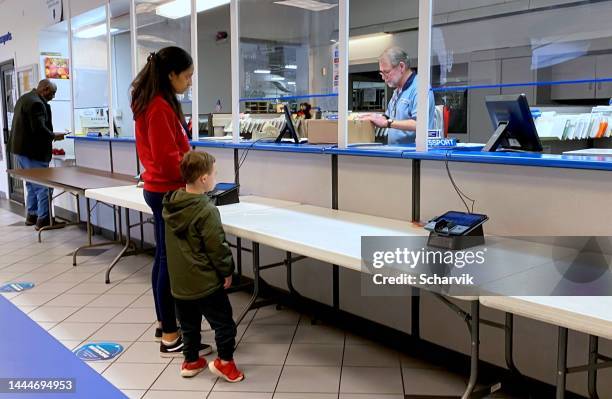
[424,211,488,250]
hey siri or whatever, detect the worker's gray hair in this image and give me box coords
[37,79,57,91]
[380,47,410,68]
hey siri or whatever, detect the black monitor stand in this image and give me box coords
[483,120,513,152]
[275,105,303,144]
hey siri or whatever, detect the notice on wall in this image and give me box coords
[332,43,339,94]
[44,57,70,80]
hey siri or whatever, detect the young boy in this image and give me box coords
[162,151,244,382]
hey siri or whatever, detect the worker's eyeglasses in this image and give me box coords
[379,64,399,78]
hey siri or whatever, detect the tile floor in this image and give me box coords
[0,207,499,398]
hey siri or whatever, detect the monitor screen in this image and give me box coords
[483,94,543,152]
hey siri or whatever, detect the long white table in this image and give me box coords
[83,184,611,399]
[480,296,612,399]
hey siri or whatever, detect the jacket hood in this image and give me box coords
[163,190,209,234]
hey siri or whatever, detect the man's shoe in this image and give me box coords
[25,214,38,226]
[35,217,65,231]
[181,357,207,378]
[208,358,244,383]
[34,217,50,231]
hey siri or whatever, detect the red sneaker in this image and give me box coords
[208,358,244,382]
[181,357,207,378]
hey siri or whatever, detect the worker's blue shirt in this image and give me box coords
[386,73,436,145]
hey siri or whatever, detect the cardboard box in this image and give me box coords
[301,119,375,144]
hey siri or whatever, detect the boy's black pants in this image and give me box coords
[174,288,237,362]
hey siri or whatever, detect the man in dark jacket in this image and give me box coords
[8,79,64,229]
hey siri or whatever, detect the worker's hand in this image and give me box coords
[53,133,66,141]
[224,275,233,289]
[361,114,388,128]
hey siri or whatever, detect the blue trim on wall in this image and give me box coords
[68,135,612,171]
[432,77,612,92]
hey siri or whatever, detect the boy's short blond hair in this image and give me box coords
[180,151,216,184]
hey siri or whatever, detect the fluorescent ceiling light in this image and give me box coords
[75,24,118,39]
[270,76,285,81]
[288,82,296,85]
[274,0,337,12]
[254,69,271,74]
[284,64,298,70]
[156,0,230,19]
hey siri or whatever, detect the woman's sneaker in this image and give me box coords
[181,357,207,378]
[154,328,162,342]
[160,336,213,358]
[208,358,244,383]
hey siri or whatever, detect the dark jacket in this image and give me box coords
[162,189,234,300]
[9,89,54,163]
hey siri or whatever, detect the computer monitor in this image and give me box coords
[275,105,302,144]
[482,94,543,152]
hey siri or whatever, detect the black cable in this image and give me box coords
[234,137,267,183]
[444,150,476,214]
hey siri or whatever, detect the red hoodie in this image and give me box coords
[135,95,191,193]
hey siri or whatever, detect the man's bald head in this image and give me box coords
[37,79,57,102]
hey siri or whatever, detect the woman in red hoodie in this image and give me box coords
[131,46,211,356]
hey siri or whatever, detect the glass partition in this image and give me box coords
[39,21,74,156]
[431,0,612,152]
[348,0,423,145]
[197,1,231,138]
[71,5,110,137]
[135,0,192,123]
[237,0,339,141]
[110,0,133,137]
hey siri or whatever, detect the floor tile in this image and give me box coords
[90,323,152,342]
[274,394,336,399]
[122,389,146,399]
[36,321,57,330]
[107,283,151,295]
[86,294,141,308]
[339,395,404,399]
[67,282,116,295]
[111,307,157,324]
[293,324,345,344]
[233,343,290,365]
[58,339,84,351]
[128,293,155,308]
[251,307,301,325]
[116,341,172,364]
[64,306,122,323]
[28,306,80,322]
[87,361,112,374]
[240,324,296,344]
[144,391,212,399]
[10,292,59,306]
[285,343,344,366]
[45,293,98,307]
[402,367,467,397]
[340,367,403,394]
[48,322,104,341]
[103,362,167,390]
[276,366,340,393]
[206,392,274,399]
[213,365,282,393]
[150,362,216,391]
[342,344,401,367]
[28,282,78,294]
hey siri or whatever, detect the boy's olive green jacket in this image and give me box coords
[162,189,234,300]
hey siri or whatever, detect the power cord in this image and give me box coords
[444,150,476,214]
[234,137,267,183]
